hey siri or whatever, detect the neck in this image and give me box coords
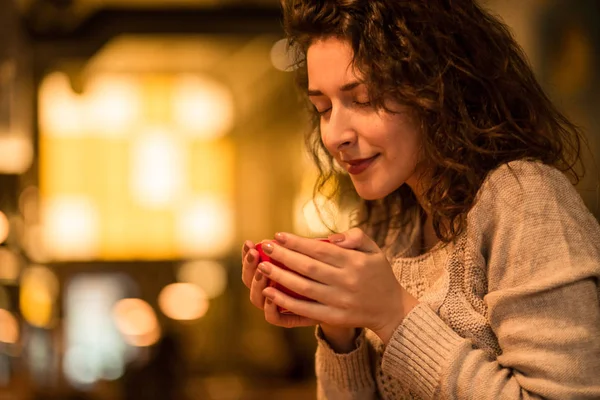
[420,212,439,252]
[405,171,440,252]
[406,173,431,217]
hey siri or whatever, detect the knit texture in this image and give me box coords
[315,160,600,399]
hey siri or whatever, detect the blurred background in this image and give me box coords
[0,0,598,399]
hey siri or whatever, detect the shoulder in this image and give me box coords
[465,159,599,256]
[479,159,574,203]
[472,159,590,221]
[466,160,600,288]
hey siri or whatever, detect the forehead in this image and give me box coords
[306,37,361,88]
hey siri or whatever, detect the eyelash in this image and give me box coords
[315,101,372,116]
[353,100,372,108]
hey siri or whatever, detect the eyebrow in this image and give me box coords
[307,80,362,97]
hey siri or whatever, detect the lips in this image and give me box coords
[343,154,380,175]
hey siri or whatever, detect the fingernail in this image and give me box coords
[328,233,345,243]
[258,262,272,275]
[274,232,286,244]
[247,252,255,263]
[263,289,274,301]
[266,299,273,305]
[263,242,274,254]
[243,242,250,253]
[255,272,263,282]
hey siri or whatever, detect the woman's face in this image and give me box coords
[307,37,424,200]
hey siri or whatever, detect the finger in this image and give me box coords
[241,248,259,288]
[249,268,269,309]
[264,237,346,279]
[263,296,318,328]
[263,286,337,326]
[260,242,343,284]
[257,261,333,304]
[327,228,380,253]
[241,240,253,259]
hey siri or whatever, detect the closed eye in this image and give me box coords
[313,106,332,116]
[353,100,371,108]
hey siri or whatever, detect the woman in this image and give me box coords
[241,0,600,398]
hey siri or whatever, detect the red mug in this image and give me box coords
[256,238,330,314]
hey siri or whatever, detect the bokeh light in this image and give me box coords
[294,194,338,236]
[172,74,234,139]
[0,211,9,244]
[130,127,186,208]
[63,346,99,386]
[177,260,228,299]
[42,196,100,261]
[19,186,40,225]
[20,265,59,328]
[0,248,20,282]
[22,224,47,263]
[39,72,85,137]
[0,309,19,344]
[270,38,299,72]
[85,73,141,136]
[176,195,234,258]
[112,298,160,347]
[38,68,237,261]
[158,283,208,321]
[0,135,34,175]
[64,274,134,386]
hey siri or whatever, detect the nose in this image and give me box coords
[321,107,357,154]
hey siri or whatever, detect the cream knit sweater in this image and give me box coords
[314,160,600,399]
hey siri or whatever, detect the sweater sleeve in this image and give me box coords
[380,161,600,399]
[314,326,379,399]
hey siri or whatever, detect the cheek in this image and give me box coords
[388,117,422,159]
[319,127,334,155]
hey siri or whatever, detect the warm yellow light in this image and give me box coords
[112,298,160,347]
[113,298,158,337]
[40,72,140,138]
[38,69,237,261]
[176,195,234,258]
[0,248,20,282]
[172,74,234,139]
[177,260,228,299]
[294,194,341,237]
[124,325,161,348]
[270,38,298,72]
[293,154,354,237]
[85,73,141,137]
[42,196,100,260]
[188,138,235,194]
[20,265,59,328]
[130,127,186,208]
[0,211,9,243]
[19,186,39,225]
[0,309,19,344]
[18,288,48,330]
[158,283,208,321]
[23,224,48,263]
[0,134,34,174]
[39,72,85,137]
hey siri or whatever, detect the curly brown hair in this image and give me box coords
[281,0,584,244]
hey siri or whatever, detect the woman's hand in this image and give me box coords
[241,240,269,310]
[257,228,419,344]
[319,324,360,353]
[241,240,318,328]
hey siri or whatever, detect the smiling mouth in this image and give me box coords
[343,154,380,175]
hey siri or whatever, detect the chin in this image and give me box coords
[354,186,393,201]
[352,176,406,200]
